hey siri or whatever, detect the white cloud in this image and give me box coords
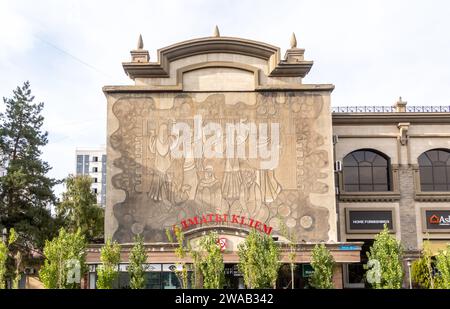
[0,1,35,65]
[0,0,449,197]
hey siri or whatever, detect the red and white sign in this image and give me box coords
[217,238,227,252]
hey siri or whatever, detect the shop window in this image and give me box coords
[89,272,96,289]
[113,272,130,289]
[146,272,162,289]
[343,149,391,192]
[418,149,450,191]
[344,239,374,288]
[161,272,181,289]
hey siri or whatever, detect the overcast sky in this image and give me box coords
[0,0,449,197]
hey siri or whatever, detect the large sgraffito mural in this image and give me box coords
[108,92,331,242]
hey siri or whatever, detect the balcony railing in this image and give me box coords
[332,106,450,113]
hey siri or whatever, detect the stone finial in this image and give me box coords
[395,96,407,112]
[131,34,149,62]
[137,34,144,49]
[290,32,297,48]
[213,25,220,37]
[285,32,304,62]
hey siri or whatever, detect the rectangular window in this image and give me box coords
[89,272,96,289]
[93,188,97,194]
[93,156,98,162]
[92,167,98,173]
[161,272,181,289]
[146,272,162,289]
[93,178,98,183]
[84,155,90,174]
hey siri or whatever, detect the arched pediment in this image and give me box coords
[122,36,313,80]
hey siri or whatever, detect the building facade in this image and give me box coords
[76,147,107,207]
[85,30,450,289]
[333,103,450,288]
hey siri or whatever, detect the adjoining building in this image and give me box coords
[333,102,450,288]
[75,147,107,207]
[85,29,450,289]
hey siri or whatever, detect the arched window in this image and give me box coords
[343,149,391,192]
[418,149,450,191]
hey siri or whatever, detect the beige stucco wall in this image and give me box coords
[104,34,340,244]
[334,122,450,165]
[134,52,302,87]
[105,89,337,243]
[334,120,450,252]
[182,67,255,91]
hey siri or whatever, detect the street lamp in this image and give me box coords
[406,259,412,289]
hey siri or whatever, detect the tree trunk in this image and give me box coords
[291,263,294,289]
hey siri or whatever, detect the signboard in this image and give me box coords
[339,245,359,251]
[422,209,450,232]
[177,213,273,236]
[163,264,183,272]
[346,208,395,234]
[302,264,314,278]
[217,238,227,252]
[225,264,242,277]
[118,264,128,272]
[144,264,162,272]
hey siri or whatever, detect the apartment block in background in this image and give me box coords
[75,147,106,207]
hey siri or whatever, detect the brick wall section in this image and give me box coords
[332,265,343,289]
[398,165,418,251]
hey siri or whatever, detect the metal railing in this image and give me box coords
[332,106,450,113]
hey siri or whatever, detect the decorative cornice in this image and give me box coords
[339,191,401,202]
[415,192,450,202]
[102,84,334,94]
[333,113,450,125]
[85,241,363,251]
[122,36,313,80]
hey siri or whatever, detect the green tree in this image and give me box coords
[56,175,104,242]
[0,240,6,289]
[128,235,147,289]
[166,226,190,289]
[309,243,335,289]
[96,238,121,289]
[238,229,280,288]
[198,232,224,289]
[0,228,18,289]
[0,82,59,250]
[435,245,450,289]
[190,249,202,289]
[411,241,434,289]
[366,224,404,289]
[279,219,298,289]
[39,228,87,289]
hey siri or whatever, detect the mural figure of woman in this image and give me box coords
[148,122,175,201]
[195,165,223,213]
